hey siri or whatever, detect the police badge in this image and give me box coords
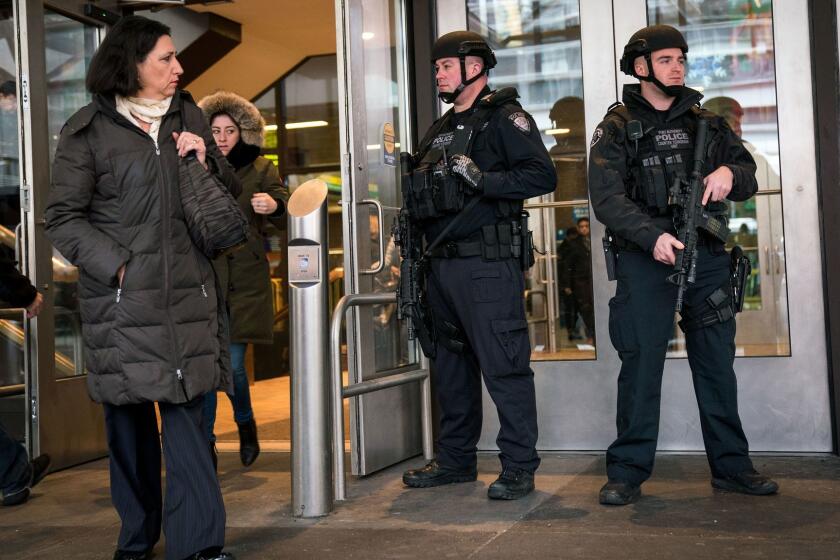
[509,112,531,133]
[590,127,604,147]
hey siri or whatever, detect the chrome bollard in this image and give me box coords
[288,179,333,518]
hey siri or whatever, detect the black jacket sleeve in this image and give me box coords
[45,126,132,286]
[0,251,37,308]
[587,117,665,252]
[482,106,557,200]
[711,117,758,202]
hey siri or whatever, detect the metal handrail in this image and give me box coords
[330,292,433,502]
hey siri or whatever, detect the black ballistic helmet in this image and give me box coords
[431,30,497,103]
[620,25,688,97]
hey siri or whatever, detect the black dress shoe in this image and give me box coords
[599,480,641,505]
[237,419,260,467]
[113,549,151,560]
[712,469,779,495]
[403,460,477,488]
[487,468,535,500]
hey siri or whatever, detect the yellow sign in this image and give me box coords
[382,122,396,166]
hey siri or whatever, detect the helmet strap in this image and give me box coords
[640,53,683,98]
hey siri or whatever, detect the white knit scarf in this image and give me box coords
[115,95,173,146]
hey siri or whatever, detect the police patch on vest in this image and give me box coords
[654,128,691,151]
[590,127,603,147]
[509,112,531,134]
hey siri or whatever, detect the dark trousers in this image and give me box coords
[0,422,28,493]
[104,396,225,560]
[427,256,540,474]
[606,244,753,485]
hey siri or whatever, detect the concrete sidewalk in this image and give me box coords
[1,453,838,559]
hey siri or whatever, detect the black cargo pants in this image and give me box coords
[427,255,540,474]
[606,242,754,484]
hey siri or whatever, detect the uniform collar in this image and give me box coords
[622,84,703,122]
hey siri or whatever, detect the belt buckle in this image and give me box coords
[443,242,458,258]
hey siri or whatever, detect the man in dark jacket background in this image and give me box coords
[0,252,50,506]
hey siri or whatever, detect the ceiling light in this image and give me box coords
[286,120,329,130]
[545,128,570,135]
[362,32,375,40]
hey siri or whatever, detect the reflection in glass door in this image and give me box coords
[467,0,597,360]
[337,0,424,475]
[648,0,791,358]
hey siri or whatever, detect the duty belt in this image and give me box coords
[428,239,484,258]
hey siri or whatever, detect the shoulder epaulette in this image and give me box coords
[605,101,632,123]
[479,87,520,108]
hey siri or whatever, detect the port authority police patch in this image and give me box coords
[509,112,531,134]
[590,127,604,147]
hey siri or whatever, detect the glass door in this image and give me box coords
[15,1,106,468]
[336,0,425,475]
[439,0,831,453]
[0,1,26,449]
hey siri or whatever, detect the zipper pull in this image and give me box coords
[155,146,160,155]
[201,284,208,297]
[116,288,121,303]
[176,369,183,381]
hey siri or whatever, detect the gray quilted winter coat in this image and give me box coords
[45,91,241,405]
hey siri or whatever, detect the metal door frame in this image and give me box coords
[438,0,832,453]
[15,0,109,468]
[336,0,427,475]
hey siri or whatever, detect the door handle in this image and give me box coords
[358,198,385,275]
[14,223,22,272]
[764,246,769,275]
[774,245,780,275]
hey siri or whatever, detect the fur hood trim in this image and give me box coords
[198,90,266,147]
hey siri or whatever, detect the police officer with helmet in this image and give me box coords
[588,24,779,505]
[399,30,556,500]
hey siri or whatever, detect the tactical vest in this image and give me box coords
[402,88,522,221]
[608,103,724,216]
[607,102,729,240]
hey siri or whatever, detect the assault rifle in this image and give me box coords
[666,118,709,312]
[393,151,436,358]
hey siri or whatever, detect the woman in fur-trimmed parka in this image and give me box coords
[198,91,287,469]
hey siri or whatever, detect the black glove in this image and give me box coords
[448,154,483,192]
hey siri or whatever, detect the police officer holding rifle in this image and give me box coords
[588,25,779,505]
[395,30,555,500]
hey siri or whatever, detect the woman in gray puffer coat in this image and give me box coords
[45,16,237,560]
[197,91,287,468]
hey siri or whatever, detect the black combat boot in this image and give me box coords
[403,460,477,488]
[599,480,641,505]
[237,419,260,467]
[487,468,535,500]
[712,469,779,495]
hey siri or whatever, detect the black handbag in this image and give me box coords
[177,100,249,259]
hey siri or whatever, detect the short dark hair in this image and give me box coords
[0,80,15,97]
[86,16,172,97]
[576,217,590,225]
